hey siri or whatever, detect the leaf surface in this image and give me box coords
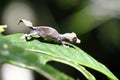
[0,34,118,80]
[0,34,74,80]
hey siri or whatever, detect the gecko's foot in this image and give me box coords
[62,44,69,48]
[20,34,31,41]
[61,41,69,48]
[21,34,28,39]
[61,41,76,48]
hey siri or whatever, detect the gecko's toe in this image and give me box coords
[20,34,28,39]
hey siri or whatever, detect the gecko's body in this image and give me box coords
[30,26,61,42]
[18,19,80,45]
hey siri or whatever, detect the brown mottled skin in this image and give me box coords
[18,19,80,45]
[30,26,61,42]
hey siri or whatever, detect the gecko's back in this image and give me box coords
[33,26,61,42]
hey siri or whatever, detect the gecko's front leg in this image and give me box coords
[21,31,38,41]
[59,40,69,48]
[21,34,31,41]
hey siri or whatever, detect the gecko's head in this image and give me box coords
[62,32,81,43]
[71,32,81,43]
[69,32,81,43]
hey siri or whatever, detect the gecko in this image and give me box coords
[18,19,80,46]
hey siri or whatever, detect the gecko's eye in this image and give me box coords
[72,37,77,42]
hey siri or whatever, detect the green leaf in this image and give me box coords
[9,60,73,80]
[0,34,118,80]
[0,34,74,80]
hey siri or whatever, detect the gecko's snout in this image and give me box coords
[76,38,81,43]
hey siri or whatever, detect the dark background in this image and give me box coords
[0,0,120,80]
